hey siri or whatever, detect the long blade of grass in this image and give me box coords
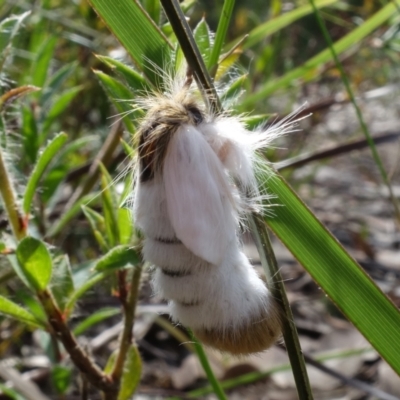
[241,1,400,108]
[262,172,400,375]
[307,0,400,223]
[227,0,339,50]
[208,0,235,76]
[188,331,227,400]
[87,0,172,85]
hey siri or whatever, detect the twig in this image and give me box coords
[301,351,399,400]
[111,265,142,381]
[37,290,118,395]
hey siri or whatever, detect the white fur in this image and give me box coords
[134,119,278,338]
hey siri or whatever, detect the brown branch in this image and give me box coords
[37,290,118,395]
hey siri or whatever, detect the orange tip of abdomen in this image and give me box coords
[193,299,282,355]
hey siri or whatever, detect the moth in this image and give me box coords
[133,75,297,355]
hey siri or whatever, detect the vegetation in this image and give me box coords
[0,0,399,399]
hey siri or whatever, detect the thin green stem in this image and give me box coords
[249,214,313,399]
[189,331,227,400]
[208,0,236,77]
[0,148,27,240]
[111,265,142,381]
[308,0,400,224]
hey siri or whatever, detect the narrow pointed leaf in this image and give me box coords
[15,237,53,292]
[88,0,172,84]
[94,245,141,272]
[94,70,137,134]
[0,12,30,71]
[23,132,68,214]
[194,18,211,67]
[118,208,133,245]
[262,172,400,374]
[0,295,45,328]
[117,344,142,400]
[96,55,152,91]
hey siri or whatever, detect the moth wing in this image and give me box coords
[163,125,236,265]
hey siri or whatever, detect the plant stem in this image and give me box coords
[189,331,227,400]
[37,289,118,395]
[111,265,142,381]
[160,0,221,115]
[0,148,27,240]
[249,214,313,399]
[308,0,400,225]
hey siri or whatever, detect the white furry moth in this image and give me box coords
[133,82,284,355]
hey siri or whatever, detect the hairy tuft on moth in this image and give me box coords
[132,70,302,355]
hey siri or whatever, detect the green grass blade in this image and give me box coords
[208,0,235,74]
[308,0,400,223]
[23,132,68,215]
[189,331,227,400]
[228,0,339,50]
[88,0,172,84]
[241,1,399,108]
[263,172,400,375]
[94,69,137,134]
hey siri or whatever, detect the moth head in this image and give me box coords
[137,89,206,182]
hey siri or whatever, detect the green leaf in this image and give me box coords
[23,132,68,215]
[94,70,137,134]
[73,307,120,336]
[96,55,152,92]
[194,18,211,67]
[82,205,109,251]
[41,87,82,138]
[220,74,247,105]
[0,12,30,72]
[99,165,120,247]
[262,171,400,375]
[94,245,141,272]
[118,208,132,245]
[142,0,161,24]
[117,344,142,400]
[30,37,57,88]
[15,237,53,292]
[51,255,75,311]
[242,1,398,108]
[242,114,272,130]
[0,295,45,328]
[208,0,235,73]
[51,365,72,395]
[88,0,172,84]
